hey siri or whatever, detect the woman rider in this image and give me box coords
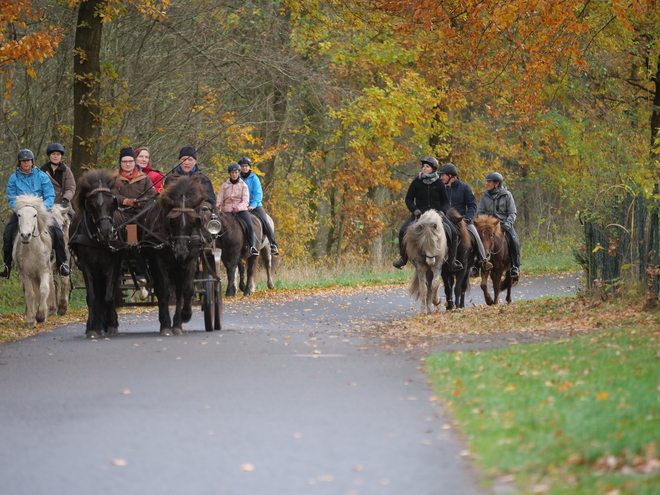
[217,163,259,256]
[477,172,520,278]
[393,156,462,270]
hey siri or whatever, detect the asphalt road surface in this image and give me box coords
[0,273,581,495]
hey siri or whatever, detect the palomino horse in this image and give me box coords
[13,195,56,326]
[70,170,124,338]
[441,208,474,310]
[51,203,73,316]
[215,212,274,297]
[138,177,210,335]
[473,214,514,305]
[404,209,449,314]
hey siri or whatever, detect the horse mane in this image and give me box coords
[159,177,206,210]
[14,195,53,233]
[73,169,116,212]
[404,210,448,260]
[473,214,502,236]
[446,207,471,246]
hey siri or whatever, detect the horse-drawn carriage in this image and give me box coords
[69,170,224,338]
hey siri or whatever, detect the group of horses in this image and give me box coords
[11,169,275,337]
[404,208,516,314]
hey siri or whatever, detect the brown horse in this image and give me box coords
[473,215,514,305]
[442,208,474,309]
[215,212,274,297]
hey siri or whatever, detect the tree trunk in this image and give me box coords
[651,55,660,160]
[72,0,103,177]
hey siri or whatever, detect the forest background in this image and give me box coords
[1,0,659,265]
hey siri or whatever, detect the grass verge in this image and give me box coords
[423,298,660,494]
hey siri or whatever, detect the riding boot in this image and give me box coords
[393,255,407,269]
[49,224,71,276]
[250,234,259,257]
[449,236,463,272]
[1,219,16,279]
[0,255,10,278]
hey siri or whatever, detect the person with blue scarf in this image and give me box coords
[165,146,216,209]
[393,156,456,270]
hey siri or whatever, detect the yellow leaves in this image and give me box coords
[504,384,516,392]
[596,392,610,401]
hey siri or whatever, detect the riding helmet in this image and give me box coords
[486,172,504,184]
[46,143,65,156]
[420,156,439,171]
[439,163,459,176]
[237,156,252,166]
[228,163,241,173]
[17,149,35,162]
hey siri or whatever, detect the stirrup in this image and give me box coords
[0,264,10,279]
[59,263,71,277]
[451,259,463,272]
[250,247,259,256]
[393,257,406,269]
[270,245,279,256]
[470,265,480,278]
[510,266,520,277]
[482,259,493,271]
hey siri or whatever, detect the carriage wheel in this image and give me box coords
[203,280,215,332]
[214,280,223,330]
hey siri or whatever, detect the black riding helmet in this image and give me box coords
[420,156,438,171]
[47,143,65,156]
[237,157,252,166]
[228,163,241,173]
[439,163,458,176]
[486,172,504,184]
[17,149,35,165]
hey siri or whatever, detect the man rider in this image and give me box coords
[1,149,71,278]
[439,163,493,275]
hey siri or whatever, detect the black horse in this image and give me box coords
[138,177,209,335]
[215,212,274,297]
[441,208,474,310]
[69,170,124,338]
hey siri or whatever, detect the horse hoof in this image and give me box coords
[57,306,68,316]
[86,331,101,339]
[36,313,46,323]
[267,282,275,290]
[161,328,173,336]
[181,308,192,323]
[107,326,118,335]
[172,327,183,336]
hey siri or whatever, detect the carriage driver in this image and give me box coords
[439,163,493,275]
[166,146,216,209]
[238,156,279,255]
[0,149,71,279]
[477,172,520,278]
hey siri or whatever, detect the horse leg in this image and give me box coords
[35,270,51,323]
[81,264,104,338]
[492,269,502,305]
[481,270,494,306]
[261,246,275,290]
[179,260,196,324]
[430,267,443,309]
[442,267,454,310]
[419,268,430,314]
[49,271,58,317]
[103,260,122,335]
[21,276,37,327]
[224,260,237,297]
[57,272,70,316]
[238,261,246,292]
[505,272,513,304]
[245,256,258,296]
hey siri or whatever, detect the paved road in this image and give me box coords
[0,274,580,495]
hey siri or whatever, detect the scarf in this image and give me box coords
[419,171,439,185]
[174,164,199,176]
[229,177,240,184]
[121,168,140,181]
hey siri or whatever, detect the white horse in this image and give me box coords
[50,203,73,316]
[404,210,449,314]
[13,195,56,326]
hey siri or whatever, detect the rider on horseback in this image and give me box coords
[0,149,71,278]
[477,172,520,278]
[238,156,279,256]
[217,163,259,256]
[393,156,463,270]
[439,163,493,275]
[40,143,76,211]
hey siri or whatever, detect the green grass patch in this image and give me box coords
[426,326,660,494]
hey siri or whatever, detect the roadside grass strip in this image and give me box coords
[426,326,660,494]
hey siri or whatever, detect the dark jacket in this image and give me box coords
[40,162,76,204]
[165,165,216,208]
[405,174,450,214]
[112,170,156,209]
[445,178,477,221]
[477,185,517,231]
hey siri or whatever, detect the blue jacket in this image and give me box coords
[7,166,55,211]
[241,171,263,208]
[445,178,477,221]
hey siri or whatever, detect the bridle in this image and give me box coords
[84,185,119,243]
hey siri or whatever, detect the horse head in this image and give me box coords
[473,215,503,255]
[160,178,206,260]
[74,170,120,244]
[15,195,50,245]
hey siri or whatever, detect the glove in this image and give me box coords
[414,209,422,217]
[60,198,70,208]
